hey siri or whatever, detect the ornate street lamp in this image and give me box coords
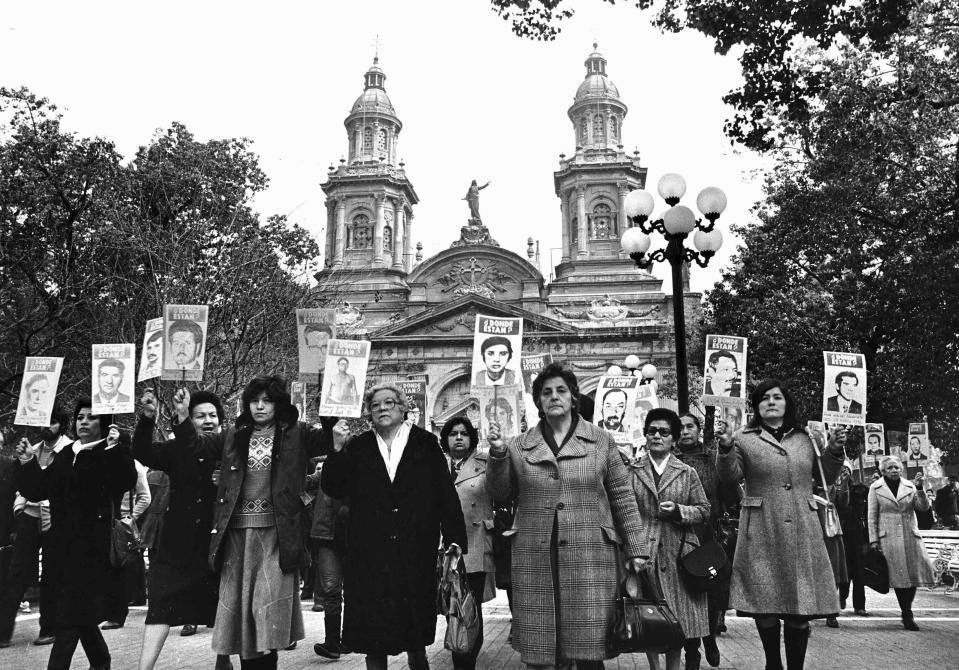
[623,355,658,386]
[621,174,726,413]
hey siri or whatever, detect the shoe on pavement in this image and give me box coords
[33,632,56,645]
[285,641,297,650]
[180,624,198,637]
[99,621,123,630]
[703,641,720,667]
[854,609,870,616]
[313,642,341,660]
[826,616,839,628]
[903,617,920,631]
[0,639,11,648]
[311,604,324,612]
[684,649,701,670]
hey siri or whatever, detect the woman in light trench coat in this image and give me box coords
[486,363,647,669]
[716,380,846,670]
[867,455,935,630]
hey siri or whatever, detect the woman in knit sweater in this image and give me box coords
[171,376,332,670]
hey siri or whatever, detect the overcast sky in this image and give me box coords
[2,0,771,294]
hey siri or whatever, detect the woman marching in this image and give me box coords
[629,408,711,670]
[486,362,646,669]
[172,376,331,669]
[716,380,846,670]
[15,398,137,670]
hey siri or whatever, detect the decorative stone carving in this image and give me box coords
[551,299,661,321]
[437,258,510,298]
[335,302,364,327]
[451,223,499,247]
[427,309,478,333]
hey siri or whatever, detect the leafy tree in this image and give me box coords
[0,88,325,428]
[704,3,959,454]
[489,0,915,149]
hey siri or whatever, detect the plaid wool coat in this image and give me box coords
[487,419,645,665]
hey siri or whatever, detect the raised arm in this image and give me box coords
[320,421,356,500]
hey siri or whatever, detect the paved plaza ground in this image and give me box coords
[4,588,958,669]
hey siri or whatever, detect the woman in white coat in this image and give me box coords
[867,455,935,630]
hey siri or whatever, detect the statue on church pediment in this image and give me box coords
[463,179,490,225]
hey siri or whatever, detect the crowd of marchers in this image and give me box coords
[0,362,950,670]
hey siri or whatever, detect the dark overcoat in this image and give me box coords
[173,408,329,573]
[133,416,218,569]
[486,420,645,665]
[867,478,935,588]
[717,426,842,617]
[321,425,467,656]
[16,442,137,626]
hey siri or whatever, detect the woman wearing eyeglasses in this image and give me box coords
[486,363,646,669]
[321,383,466,670]
[715,379,846,670]
[629,408,711,670]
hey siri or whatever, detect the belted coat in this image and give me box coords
[717,426,842,617]
[321,425,467,655]
[486,419,645,665]
[867,478,935,588]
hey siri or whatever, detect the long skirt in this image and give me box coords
[211,527,304,658]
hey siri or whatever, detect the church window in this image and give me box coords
[579,118,588,143]
[363,127,373,152]
[609,116,618,140]
[592,115,606,144]
[348,214,372,249]
[571,217,578,245]
[377,128,388,156]
[383,224,393,252]
[589,203,614,239]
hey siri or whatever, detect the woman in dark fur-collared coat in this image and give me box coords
[321,383,466,670]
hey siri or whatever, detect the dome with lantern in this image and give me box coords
[350,57,397,116]
[574,44,621,102]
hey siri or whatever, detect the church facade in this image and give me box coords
[316,46,698,429]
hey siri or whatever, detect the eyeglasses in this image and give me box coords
[645,427,673,437]
[370,399,398,412]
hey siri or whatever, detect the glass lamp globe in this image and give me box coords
[621,227,651,255]
[663,205,696,235]
[693,228,723,253]
[624,354,641,370]
[607,365,624,376]
[657,173,687,202]
[624,190,655,219]
[696,186,727,218]
[641,363,658,380]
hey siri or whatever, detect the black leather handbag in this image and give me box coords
[861,546,890,594]
[109,491,143,568]
[608,570,686,654]
[678,530,731,594]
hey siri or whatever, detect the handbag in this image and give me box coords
[437,547,480,653]
[110,490,143,568]
[813,448,842,538]
[678,529,731,594]
[608,570,685,654]
[861,546,890,594]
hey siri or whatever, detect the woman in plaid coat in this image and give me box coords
[487,364,647,669]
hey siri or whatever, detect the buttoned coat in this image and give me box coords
[867,478,935,588]
[486,419,645,665]
[717,426,841,617]
[630,456,710,639]
[453,449,496,577]
[321,426,467,655]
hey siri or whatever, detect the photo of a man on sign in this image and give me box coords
[826,371,863,414]
[822,351,867,426]
[702,334,747,408]
[162,304,209,381]
[598,388,628,433]
[14,357,64,427]
[318,339,370,418]
[296,308,336,383]
[471,315,523,387]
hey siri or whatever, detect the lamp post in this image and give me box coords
[623,355,658,386]
[620,173,726,414]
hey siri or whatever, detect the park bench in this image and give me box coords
[920,529,959,590]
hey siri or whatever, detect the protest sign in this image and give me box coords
[475,385,522,444]
[806,420,829,455]
[822,351,866,426]
[903,423,931,465]
[161,304,209,381]
[627,383,660,456]
[702,334,747,408]
[471,315,523,387]
[14,357,64,427]
[92,343,136,415]
[863,423,886,465]
[520,353,552,395]
[291,381,307,420]
[719,405,746,435]
[319,339,370,418]
[296,308,336,384]
[137,317,164,382]
[398,379,427,429]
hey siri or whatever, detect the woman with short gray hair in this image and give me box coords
[868,455,935,630]
[322,383,467,670]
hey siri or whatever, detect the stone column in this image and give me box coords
[577,187,588,258]
[333,197,346,268]
[393,198,405,270]
[560,195,570,262]
[404,209,413,272]
[373,194,385,267]
[617,181,628,237]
